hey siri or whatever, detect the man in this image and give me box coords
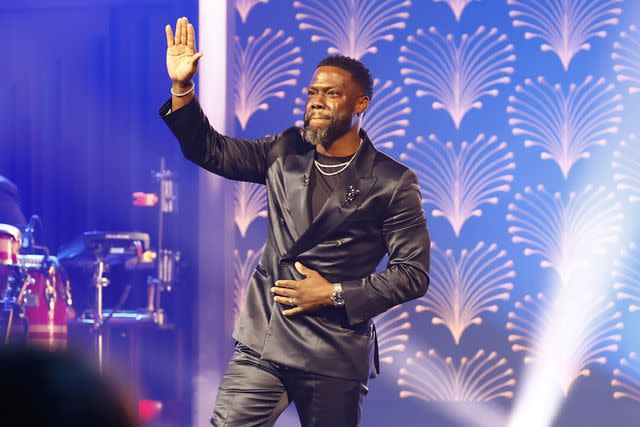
[160,17,430,427]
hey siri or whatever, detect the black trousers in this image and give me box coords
[210,343,369,427]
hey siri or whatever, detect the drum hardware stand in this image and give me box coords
[93,258,110,374]
[147,158,179,326]
[3,269,30,344]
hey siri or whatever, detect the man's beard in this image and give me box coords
[303,114,353,149]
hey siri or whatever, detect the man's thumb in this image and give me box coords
[295,262,311,276]
[192,52,203,64]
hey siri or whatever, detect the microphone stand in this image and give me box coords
[148,158,178,326]
[93,257,109,374]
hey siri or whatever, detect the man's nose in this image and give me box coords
[310,94,326,109]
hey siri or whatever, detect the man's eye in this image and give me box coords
[307,91,315,97]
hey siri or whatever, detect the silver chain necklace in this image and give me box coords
[314,139,363,176]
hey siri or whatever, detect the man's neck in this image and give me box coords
[315,127,362,157]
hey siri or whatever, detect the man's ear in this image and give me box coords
[356,96,370,116]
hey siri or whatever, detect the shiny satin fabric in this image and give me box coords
[160,97,430,381]
[211,343,367,427]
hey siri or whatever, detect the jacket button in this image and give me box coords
[280,260,289,268]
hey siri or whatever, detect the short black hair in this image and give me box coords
[317,55,374,100]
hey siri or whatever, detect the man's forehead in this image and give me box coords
[309,66,354,87]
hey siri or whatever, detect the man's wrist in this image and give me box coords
[172,80,194,92]
[330,282,345,307]
[170,81,195,110]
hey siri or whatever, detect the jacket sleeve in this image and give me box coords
[341,168,431,325]
[159,97,277,184]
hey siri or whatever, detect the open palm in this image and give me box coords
[166,17,203,84]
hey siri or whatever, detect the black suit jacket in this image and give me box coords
[160,98,430,380]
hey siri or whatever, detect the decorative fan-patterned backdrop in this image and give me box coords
[223,0,640,425]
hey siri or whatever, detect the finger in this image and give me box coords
[165,25,175,47]
[271,286,294,297]
[190,52,203,66]
[187,22,196,51]
[274,280,299,289]
[273,295,296,306]
[173,18,182,46]
[175,17,182,45]
[294,262,314,277]
[283,306,305,316]
[181,17,188,45]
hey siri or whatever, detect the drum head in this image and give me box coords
[0,224,22,242]
[0,224,22,265]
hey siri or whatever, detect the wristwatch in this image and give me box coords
[331,283,345,307]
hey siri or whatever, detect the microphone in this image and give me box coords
[22,215,41,249]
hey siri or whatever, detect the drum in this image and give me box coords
[0,223,21,266]
[16,254,72,350]
[0,224,22,302]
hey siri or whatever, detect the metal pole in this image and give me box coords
[95,259,105,374]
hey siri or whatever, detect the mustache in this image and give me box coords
[305,113,333,120]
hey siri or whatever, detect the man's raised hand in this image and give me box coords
[165,17,203,89]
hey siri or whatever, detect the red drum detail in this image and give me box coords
[0,224,22,266]
[18,255,72,350]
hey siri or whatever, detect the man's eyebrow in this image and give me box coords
[307,84,339,91]
[307,85,341,92]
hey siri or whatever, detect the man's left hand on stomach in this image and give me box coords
[271,262,334,316]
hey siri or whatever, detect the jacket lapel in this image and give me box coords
[284,129,378,259]
[283,132,315,241]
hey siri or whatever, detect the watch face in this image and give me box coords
[332,285,345,306]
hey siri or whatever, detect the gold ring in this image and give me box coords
[289,297,294,306]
